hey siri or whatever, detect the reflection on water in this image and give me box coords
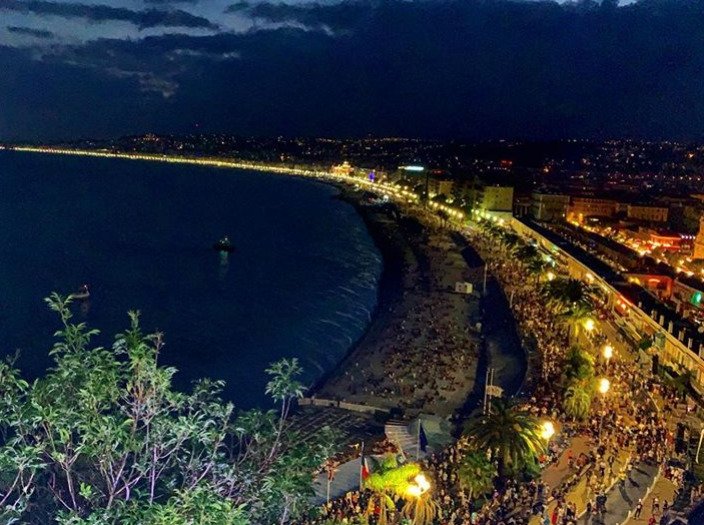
[0,150,382,408]
[218,251,230,281]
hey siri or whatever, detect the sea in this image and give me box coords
[0,150,382,408]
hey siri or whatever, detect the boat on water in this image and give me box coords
[213,236,235,253]
[70,284,90,301]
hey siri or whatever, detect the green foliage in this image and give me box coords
[364,462,421,495]
[463,400,546,475]
[456,450,496,499]
[0,294,337,524]
[563,383,593,421]
[542,278,588,313]
[515,245,538,262]
[57,484,249,525]
[563,346,595,383]
[500,232,521,252]
[362,455,434,525]
[561,347,595,420]
[556,300,595,339]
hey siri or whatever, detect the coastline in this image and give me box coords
[309,188,406,395]
[8,147,526,421]
[313,188,483,418]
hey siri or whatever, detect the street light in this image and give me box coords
[546,271,556,281]
[415,474,430,493]
[540,420,555,441]
[602,344,613,371]
[598,377,610,442]
[406,473,431,498]
[583,318,596,332]
[598,377,610,395]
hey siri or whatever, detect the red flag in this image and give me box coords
[360,444,371,480]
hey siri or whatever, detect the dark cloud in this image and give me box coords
[0,0,217,30]
[6,25,54,39]
[0,45,161,140]
[143,0,199,5]
[3,0,704,141]
[225,0,373,30]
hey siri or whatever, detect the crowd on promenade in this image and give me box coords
[467,225,691,524]
[297,219,692,525]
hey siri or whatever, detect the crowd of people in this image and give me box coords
[319,211,481,417]
[297,217,698,525]
[469,223,694,524]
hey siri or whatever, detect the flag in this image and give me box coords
[418,422,428,453]
[360,443,370,481]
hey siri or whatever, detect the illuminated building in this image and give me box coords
[567,196,617,223]
[478,185,514,213]
[530,192,570,222]
[331,161,353,177]
[626,204,669,224]
[694,216,704,260]
[427,178,454,198]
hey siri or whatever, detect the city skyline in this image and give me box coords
[2,0,704,141]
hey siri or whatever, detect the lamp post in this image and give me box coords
[598,377,610,442]
[540,420,555,442]
[602,344,613,371]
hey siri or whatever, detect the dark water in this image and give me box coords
[0,151,382,408]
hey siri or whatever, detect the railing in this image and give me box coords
[298,397,390,414]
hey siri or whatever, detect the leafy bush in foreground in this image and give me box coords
[0,294,336,524]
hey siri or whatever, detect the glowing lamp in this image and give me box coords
[540,421,555,441]
[598,377,610,395]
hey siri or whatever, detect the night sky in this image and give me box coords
[1,0,704,141]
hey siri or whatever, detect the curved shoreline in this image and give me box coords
[8,147,529,419]
[313,193,484,418]
[309,189,406,395]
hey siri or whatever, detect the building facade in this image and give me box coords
[427,178,455,199]
[627,204,669,223]
[567,196,618,222]
[478,185,514,212]
[530,192,570,222]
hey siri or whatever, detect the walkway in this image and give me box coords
[530,437,652,525]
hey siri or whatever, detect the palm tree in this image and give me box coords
[526,257,549,279]
[562,346,595,382]
[500,232,521,253]
[402,492,440,525]
[463,400,546,476]
[557,300,595,342]
[515,244,539,262]
[457,450,497,501]
[542,277,587,313]
[363,455,422,525]
[564,383,593,421]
